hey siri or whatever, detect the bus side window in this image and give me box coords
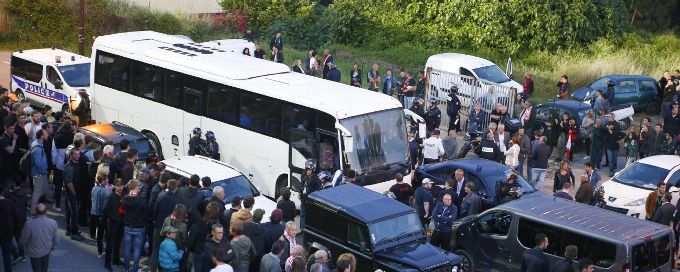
[282,104,316,140]
[241,93,282,138]
[207,83,239,125]
[94,51,129,92]
[165,72,182,108]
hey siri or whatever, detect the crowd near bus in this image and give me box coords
[1,27,680,272]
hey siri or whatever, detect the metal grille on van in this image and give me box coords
[157,43,227,57]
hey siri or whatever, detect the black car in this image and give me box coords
[571,74,661,115]
[54,121,158,162]
[304,184,462,272]
[530,99,591,133]
[413,159,539,209]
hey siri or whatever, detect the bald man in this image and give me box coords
[19,204,58,272]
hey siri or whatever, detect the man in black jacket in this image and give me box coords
[64,148,84,241]
[104,182,124,271]
[122,179,148,272]
[604,121,625,176]
[652,193,675,226]
[474,133,501,162]
[521,233,550,272]
[446,86,461,132]
[300,162,320,229]
[0,185,22,272]
[664,106,680,138]
[530,136,551,193]
[262,209,285,257]
[553,245,577,272]
[211,187,232,231]
[150,179,180,272]
[203,224,235,272]
[177,174,203,225]
[243,209,266,271]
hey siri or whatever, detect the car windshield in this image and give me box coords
[613,162,670,190]
[340,109,409,178]
[486,168,536,194]
[210,175,259,202]
[57,63,90,87]
[473,65,510,84]
[369,213,422,245]
[632,234,672,271]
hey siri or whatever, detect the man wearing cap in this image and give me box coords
[414,179,434,228]
[158,225,183,272]
[243,208,266,271]
[424,98,441,133]
[262,209,285,256]
[422,130,445,164]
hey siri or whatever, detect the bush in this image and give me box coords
[3,0,77,48]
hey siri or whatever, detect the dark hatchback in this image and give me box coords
[304,184,462,272]
[54,121,157,162]
[529,99,591,134]
[414,159,539,209]
[571,74,661,114]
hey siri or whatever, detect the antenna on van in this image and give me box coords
[71,56,76,61]
[51,45,56,50]
[18,49,23,53]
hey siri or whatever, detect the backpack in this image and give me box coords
[19,145,40,174]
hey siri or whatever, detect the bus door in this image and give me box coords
[317,129,340,173]
[288,129,317,200]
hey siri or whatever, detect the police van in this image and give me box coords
[10,48,91,113]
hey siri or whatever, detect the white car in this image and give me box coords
[602,155,680,219]
[162,155,277,222]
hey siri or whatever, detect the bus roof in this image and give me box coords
[93,31,403,118]
[14,48,90,65]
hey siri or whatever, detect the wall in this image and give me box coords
[124,0,222,14]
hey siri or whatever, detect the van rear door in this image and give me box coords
[630,232,673,271]
[10,55,44,103]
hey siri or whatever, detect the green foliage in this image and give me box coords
[2,0,77,48]
[220,0,314,32]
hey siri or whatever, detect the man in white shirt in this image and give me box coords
[422,130,444,164]
[24,111,43,142]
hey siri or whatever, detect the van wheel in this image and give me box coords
[454,249,475,272]
[144,132,164,161]
[618,118,631,130]
[646,100,660,116]
[275,175,288,200]
[13,89,25,101]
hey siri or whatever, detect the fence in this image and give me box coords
[425,67,517,134]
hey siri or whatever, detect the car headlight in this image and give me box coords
[451,265,459,272]
[624,197,647,207]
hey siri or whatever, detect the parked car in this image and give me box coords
[161,155,277,221]
[571,74,661,115]
[601,155,680,219]
[451,196,674,271]
[304,184,462,272]
[530,99,634,136]
[55,121,158,162]
[413,159,539,209]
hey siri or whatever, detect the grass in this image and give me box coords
[3,0,680,105]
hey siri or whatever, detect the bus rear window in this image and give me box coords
[632,234,672,271]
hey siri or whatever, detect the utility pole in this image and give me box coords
[78,0,85,55]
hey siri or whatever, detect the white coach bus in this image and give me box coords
[90,31,415,202]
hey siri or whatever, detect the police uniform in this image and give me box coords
[474,139,501,161]
[422,133,444,164]
[425,105,442,133]
[447,92,461,132]
[188,136,207,156]
[206,140,220,160]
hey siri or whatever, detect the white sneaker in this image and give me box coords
[52,204,61,212]
[582,156,590,160]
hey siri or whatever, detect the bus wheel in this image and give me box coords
[144,132,164,161]
[275,175,288,200]
[13,89,25,101]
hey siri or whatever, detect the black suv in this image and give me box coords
[55,121,158,162]
[304,184,462,272]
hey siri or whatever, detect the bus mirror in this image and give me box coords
[418,123,426,139]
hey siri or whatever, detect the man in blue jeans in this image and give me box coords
[64,148,84,241]
[122,179,147,272]
[530,136,551,192]
[604,121,625,177]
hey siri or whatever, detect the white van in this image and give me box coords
[10,48,91,113]
[425,53,523,92]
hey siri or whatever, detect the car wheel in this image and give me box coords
[144,132,164,161]
[454,249,475,272]
[646,100,661,116]
[618,118,631,130]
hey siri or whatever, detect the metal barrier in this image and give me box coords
[425,68,517,133]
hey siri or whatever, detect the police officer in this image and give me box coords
[425,98,442,133]
[318,171,333,189]
[446,85,461,132]
[188,127,207,156]
[73,89,92,127]
[422,130,444,164]
[205,131,220,160]
[495,173,522,205]
[605,80,616,107]
[474,132,501,161]
[300,160,320,229]
[409,98,425,133]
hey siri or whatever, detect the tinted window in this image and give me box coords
[47,66,61,86]
[207,83,239,124]
[477,211,512,236]
[518,217,617,268]
[282,104,316,138]
[590,77,609,90]
[465,173,487,196]
[130,61,164,102]
[632,234,672,271]
[209,175,259,202]
[57,63,90,88]
[11,56,43,83]
[240,93,282,138]
[317,112,336,132]
[165,72,182,108]
[183,76,206,115]
[618,80,636,93]
[639,80,657,93]
[306,203,348,241]
[347,223,370,251]
[94,51,129,91]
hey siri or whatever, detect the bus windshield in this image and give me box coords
[58,63,91,87]
[340,108,409,176]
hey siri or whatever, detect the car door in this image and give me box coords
[638,79,659,105]
[613,79,637,110]
[465,172,493,209]
[45,65,69,111]
[472,211,515,271]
